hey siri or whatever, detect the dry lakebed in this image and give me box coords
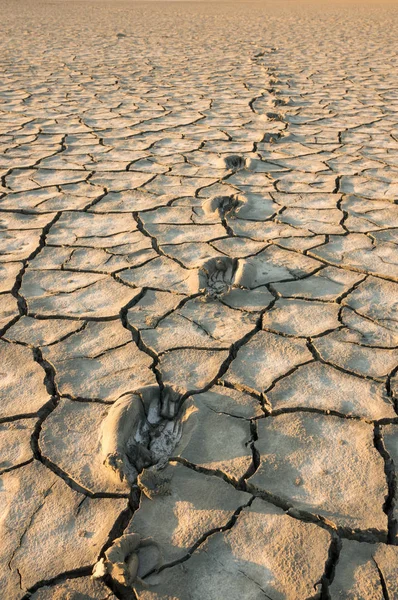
[1,0,398,598]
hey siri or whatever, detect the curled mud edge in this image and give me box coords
[93,533,162,590]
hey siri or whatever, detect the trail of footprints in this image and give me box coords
[1,1,398,599]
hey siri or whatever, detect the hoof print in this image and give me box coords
[199,257,237,298]
[138,385,183,467]
[223,154,246,171]
[150,418,183,467]
[100,386,183,484]
[202,194,243,218]
[93,533,161,589]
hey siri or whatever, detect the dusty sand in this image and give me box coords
[1,0,398,598]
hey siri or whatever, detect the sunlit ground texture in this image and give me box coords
[1,0,398,598]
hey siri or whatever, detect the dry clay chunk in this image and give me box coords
[197,385,264,419]
[279,206,343,234]
[161,241,222,269]
[21,269,138,318]
[237,245,320,288]
[248,413,388,532]
[127,290,185,330]
[159,348,228,395]
[40,398,133,494]
[313,330,398,380]
[273,266,363,301]
[340,306,398,348]
[129,462,251,564]
[0,419,34,474]
[310,232,398,280]
[229,218,313,241]
[143,223,225,245]
[92,532,161,588]
[171,398,253,482]
[222,285,273,312]
[392,371,398,399]
[141,297,257,353]
[223,330,312,393]
[381,423,398,543]
[0,228,47,262]
[0,261,22,292]
[329,540,398,599]
[0,340,50,419]
[1,461,126,599]
[135,499,331,600]
[262,298,340,337]
[0,293,19,330]
[119,256,199,294]
[42,321,155,401]
[5,316,83,346]
[45,211,138,245]
[343,276,398,333]
[268,361,395,419]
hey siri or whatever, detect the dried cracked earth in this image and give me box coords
[1,0,398,598]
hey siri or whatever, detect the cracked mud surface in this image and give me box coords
[1,0,398,598]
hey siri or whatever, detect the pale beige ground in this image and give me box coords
[1,0,398,598]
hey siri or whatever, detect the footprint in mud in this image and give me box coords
[220,155,247,171]
[202,194,243,218]
[198,256,237,298]
[266,111,284,121]
[198,256,258,298]
[254,47,278,57]
[263,132,282,143]
[100,385,183,484]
